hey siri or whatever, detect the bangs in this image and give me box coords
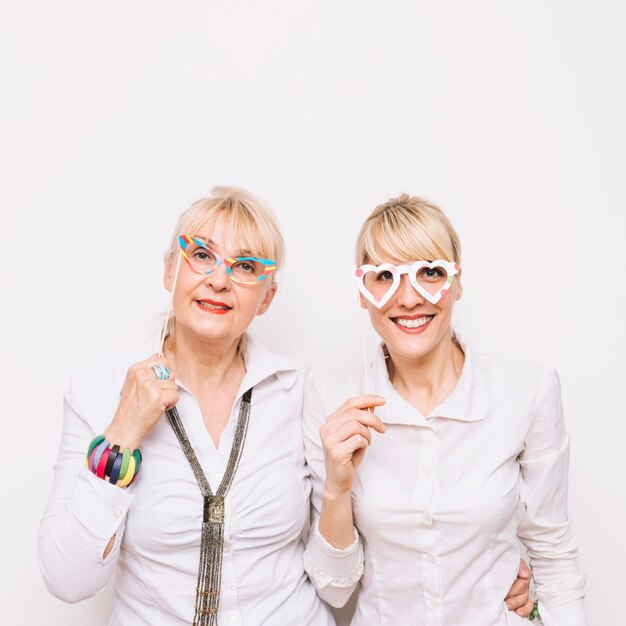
[168,189,285,267]
[191,205,276,261]
[356,195,461,267]
[357,205,458,265]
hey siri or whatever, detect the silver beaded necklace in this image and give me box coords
[166,388,253,626]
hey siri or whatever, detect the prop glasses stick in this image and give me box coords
[159,250,183,356]
[356,286,372,405]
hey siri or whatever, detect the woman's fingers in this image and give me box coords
[336,395,386,416]
[160,389,180,412]
[325,406,386,435]
[515,598,535,618]
[504,560,531,611]
[505,592,529,611]
[504,559,531,611]
[325,420,373,448]
[504,578,529,604]
[331,433,370,460]
[321,396,386,494]
[138,354,176,380]
[517,559,531,581]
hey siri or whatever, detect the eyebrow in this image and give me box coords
[194,236,254,257]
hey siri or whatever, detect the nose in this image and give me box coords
[394,274,424,308]
[203,261,231,292]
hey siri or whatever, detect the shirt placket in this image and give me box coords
[216,496,242,626]
[416,423,442,626]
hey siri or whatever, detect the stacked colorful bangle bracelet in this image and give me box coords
[86,435,142,487]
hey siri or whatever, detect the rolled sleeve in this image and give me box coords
[518,368,588,626]
[302,371,365,607]
[304,520,364,588]
[38,375,132,603]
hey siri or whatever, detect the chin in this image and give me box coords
[386,337,435,361]
[375,316,451,360]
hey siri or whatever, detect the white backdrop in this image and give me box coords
[1,1,625,624]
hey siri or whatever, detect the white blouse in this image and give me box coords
[38,333,334,626]
[303,333,588,626]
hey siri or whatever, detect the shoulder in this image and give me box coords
[66,337,154,414]
[471,347,561,415]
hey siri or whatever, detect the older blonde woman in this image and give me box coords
[303,195,587,625]
[38,187,335,626]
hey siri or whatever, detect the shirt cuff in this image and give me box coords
[68,466,134,536]
[304,520,364,586]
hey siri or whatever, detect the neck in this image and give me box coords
[164,325,245,391]
[386,328,464,407]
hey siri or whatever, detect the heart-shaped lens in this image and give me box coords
[355,264,399,307]
[410,261,456,303]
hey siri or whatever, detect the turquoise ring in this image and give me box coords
[152,364,171,381]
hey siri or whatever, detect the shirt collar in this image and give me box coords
[368,330,489,426]
[240,334,300,391]
[130,328,300,394]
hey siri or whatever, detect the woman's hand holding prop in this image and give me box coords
[104,354,180,451]
[317,395,385,549]
[320,395,386,497]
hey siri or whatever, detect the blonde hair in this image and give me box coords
[356,193,462,266]
[164,186,285,356]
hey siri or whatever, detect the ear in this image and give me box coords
[163,254,175,292]
[256,282,278,316]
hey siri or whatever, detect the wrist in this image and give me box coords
[104,423,144,451]
[323,485,353,502]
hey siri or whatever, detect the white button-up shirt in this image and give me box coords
[303,334,587,626]
[39,334,334,626]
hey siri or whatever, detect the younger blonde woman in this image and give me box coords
[303,194,587,626]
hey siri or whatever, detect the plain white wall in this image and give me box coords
[1,1,625,624]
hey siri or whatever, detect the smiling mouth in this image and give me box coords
[391,314,435,330]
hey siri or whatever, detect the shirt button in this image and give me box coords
[223,545,231,553]
[430,599,440,609]
[229,617,237,624]
[113,508,122,518]
[425,553,435,563]
[423,511,433,524]
[215,473,224,482]
[423,467,432,477]
[224,580,233,590]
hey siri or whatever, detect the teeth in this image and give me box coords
[395,315,434,328]
[198,301,229,310]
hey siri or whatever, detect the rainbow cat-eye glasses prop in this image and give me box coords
[354,259,460,307]
[178,235,277,285]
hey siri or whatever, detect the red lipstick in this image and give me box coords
[196,299,232,315]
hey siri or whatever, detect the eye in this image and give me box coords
[376,270,394,282]
[232,259,260,276]
[193,248,215,263]
[418,267,445,281]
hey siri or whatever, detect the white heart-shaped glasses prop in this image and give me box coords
[354,260,460,307]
